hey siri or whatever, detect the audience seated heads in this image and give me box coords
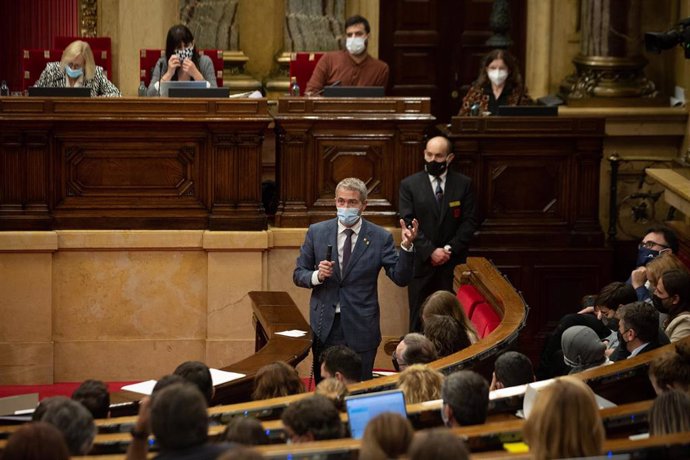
[152,373,187,394]
[320,345,362,384]
[217,446,263,460]
[649,340,690,394]
[251,361,305,401]
[408,428,470,460]
[151,382,209,452]
[221,416,270,446]
[37,396,97,455]
[281,394,343,443]
[654,269,690,321]
[315,377,349,411]
[649,389,690,436]
[423,314,471,357]
[490,351,535,391]
[360,412,414,460]
[561,325,607,374]
[173,360,214,405]
[522,376,604,460]
[617,301,659,353]
[637,226,678,266]
[396,364,444,404]
[61,40,97,81]
[394,333,438,372]
[421,290,478,343]
[645,252,688,289]
[440,370,489,427]
[2,421,70,460]
[71,378,110,419]
[593,281,637,330]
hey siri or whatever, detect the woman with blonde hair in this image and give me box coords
[359,412,413,460]
[396,364,444,404]
[251,361,305,401]
[421,290,478,344]
[522,376,604,460]
[315,377,349,411]
[35,40,120,97]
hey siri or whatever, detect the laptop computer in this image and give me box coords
[159,80,207,97]
[345,389,407,439]
[323,86,385,98]
[496,105,558,116]
[168,87,230,98]
[28,86,91,97]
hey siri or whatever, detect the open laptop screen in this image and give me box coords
[160,80,207,97]
[28,87,91,97]
[345,389,407,439]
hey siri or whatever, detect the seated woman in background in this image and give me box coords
[649,389,690,436]
[147,24,217,96]
[421,290,478,344]
[251,361,305,401]
[34,40,120,97]
[648,339,690,394]
[396,364,444,404]
[522,376,605,460]
[459,49,531,116]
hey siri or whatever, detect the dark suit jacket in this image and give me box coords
[399,170,477,275]
[293,218,414,352]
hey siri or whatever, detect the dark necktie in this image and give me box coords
[342,229,354,272]
[435,178,443,207]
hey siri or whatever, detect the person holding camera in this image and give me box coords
[399,136,478,332]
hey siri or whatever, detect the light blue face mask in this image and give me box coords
[65,66,83,79]
[337,207,360,226]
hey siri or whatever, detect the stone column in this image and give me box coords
[560,0,659,106]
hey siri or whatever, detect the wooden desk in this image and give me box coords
[272,97,435,227]
[0,97,271,230]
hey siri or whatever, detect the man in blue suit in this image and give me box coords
[294,177,418,381]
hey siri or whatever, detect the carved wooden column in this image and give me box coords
[560,0,659,106]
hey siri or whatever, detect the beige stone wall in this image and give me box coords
[0,228,408,384]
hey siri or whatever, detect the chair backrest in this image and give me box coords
[199,49,224,87]
[289,52,325,94]
[139,49,223,87]
[21,49,63,91]
[457,284,485,319]
[54,37,112,80]
[470,303,501,339]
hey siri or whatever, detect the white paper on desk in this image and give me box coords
[276,329,307,337]
[228,90,263,99]
[121,380,157,396]
[209,368,245,385]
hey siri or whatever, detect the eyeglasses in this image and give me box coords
[392,351,406,372]
[639,240,670,250]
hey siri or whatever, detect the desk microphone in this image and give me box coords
[157,60,164,96]
[326,245,332,262]
[314,80,342,96]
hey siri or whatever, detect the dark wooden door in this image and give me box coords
[379,0,527,122]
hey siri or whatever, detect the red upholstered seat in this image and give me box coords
[470,303,501,339]
[139,49,224,87]
[289,52,325,94]
[457,285,485,319]
[139,49,165,87]
[21,49,63,91]
[199,49,224,87]
[55,37,112,80]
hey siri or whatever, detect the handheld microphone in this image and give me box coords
[157,59,164,96]
[326,245,333,262]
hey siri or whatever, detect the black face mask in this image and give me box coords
[653,294,670,314]
[601,316,619,332]
[425,160,447,177]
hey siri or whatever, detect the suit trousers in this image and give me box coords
[312,313,376,383]
[407,261,456,332]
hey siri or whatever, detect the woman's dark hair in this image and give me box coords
[475,49,523,89]
[165,24,200,77]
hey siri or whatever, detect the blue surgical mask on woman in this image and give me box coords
[65,66,83,79]
[337,207,360,226]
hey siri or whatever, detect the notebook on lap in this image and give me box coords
[345,389,407,439]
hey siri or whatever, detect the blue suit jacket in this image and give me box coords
[294,218,414,352]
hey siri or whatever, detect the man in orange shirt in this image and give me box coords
[305,15,389,95]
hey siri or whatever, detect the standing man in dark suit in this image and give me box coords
[399,136,478,332]
[294,177,418,381]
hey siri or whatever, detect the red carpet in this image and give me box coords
[0,382,137,401]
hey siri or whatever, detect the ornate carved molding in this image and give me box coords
[79,0,97,37]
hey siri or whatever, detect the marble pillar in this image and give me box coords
[560,0,659,106]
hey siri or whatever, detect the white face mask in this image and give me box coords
[487,69,508,86]
[346,36,367,55]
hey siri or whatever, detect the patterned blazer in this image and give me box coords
[34,62,121,97]
[459,82,530,116]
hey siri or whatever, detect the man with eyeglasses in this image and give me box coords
[294,177,418,382]
[629,227,678,302]
[392,333,437,372]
